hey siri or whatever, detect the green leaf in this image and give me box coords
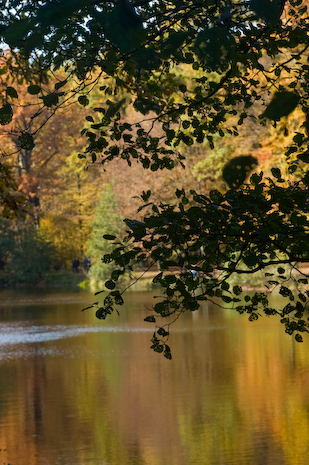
[161,30,189,59]
[153,345,164,353]
[262,92,300,121]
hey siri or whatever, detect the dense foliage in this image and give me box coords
[1,0,309,354]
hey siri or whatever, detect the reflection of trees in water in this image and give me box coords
[1,293,309,464]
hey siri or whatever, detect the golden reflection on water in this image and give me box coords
[0,291,308,465]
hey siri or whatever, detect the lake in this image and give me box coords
[0,289,308,465]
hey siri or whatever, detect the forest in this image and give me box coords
[0,58,284,287]
[1,0,309,354]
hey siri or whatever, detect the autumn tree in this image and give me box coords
[1,1,309,353]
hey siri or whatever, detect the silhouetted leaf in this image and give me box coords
[0,104,13,125]
[133,98,161,115]
[28,84,41,95]
[18,133,35,150]
[42,93,59,107]
[262,92,300,121]
[78,95,89,106]
[6,86,18,99]
[222,156,258,188]
[105,280,116,290]
[103,234,117,240]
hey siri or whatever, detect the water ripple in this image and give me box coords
[0,323,152,346]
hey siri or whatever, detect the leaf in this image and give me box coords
[105,98,126,119]
[243,254,259,267]
[28,84,41,95]
[43,93,59,107]
[6,86,18,99]
[103,234,117,240]
[271,167,282,179]
[3,19,32,48]
[153,272,163,284]
[78,95,89,107]
[233,285,242,296]
[54,80,67,90]
[249,312,259,321]
[18,133,35,150]
[295,333,303,342]
[222,156,258,188]
[221,281,230,291]
[298,151,309,163]
[114,294,124,305]
[105,280,116,290]
[0,104,13,125]
[153,344,164,353]
[144,315,156,322]
[262,92,300,121]
[37,0,85,28]
[96,307,112,320]
[157,327,169,337]
[133,98,161,115]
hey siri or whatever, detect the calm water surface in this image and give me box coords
[0,289,308,465]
